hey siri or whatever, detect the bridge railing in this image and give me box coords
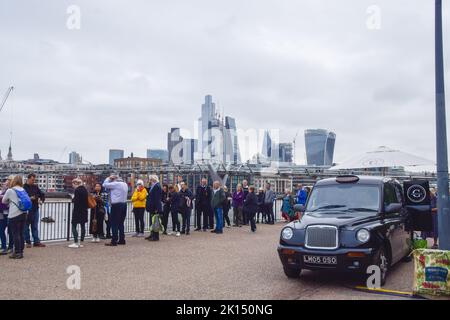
[36,199,284,242]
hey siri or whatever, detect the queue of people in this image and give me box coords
[0,173,284,258]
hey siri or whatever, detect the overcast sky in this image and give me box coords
[0,0,449,166]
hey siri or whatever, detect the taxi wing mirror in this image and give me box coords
[384,203,402,214]
[294,204,306,212]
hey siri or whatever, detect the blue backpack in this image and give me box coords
[13,189,32,212]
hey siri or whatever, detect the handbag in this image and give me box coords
[87,194,97,209]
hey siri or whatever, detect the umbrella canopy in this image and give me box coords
[329,146,435,170]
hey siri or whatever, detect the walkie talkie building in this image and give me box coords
[304,129,336,166]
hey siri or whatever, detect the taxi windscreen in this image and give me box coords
[306,184,380,213]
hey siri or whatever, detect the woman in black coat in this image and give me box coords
[69,178,89,248]
[168,185,181,236]
[243,186,258,232]
[90,183,105,242]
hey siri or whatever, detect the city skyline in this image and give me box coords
[0,1,448,166]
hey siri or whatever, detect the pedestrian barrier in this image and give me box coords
[36,199,284,242]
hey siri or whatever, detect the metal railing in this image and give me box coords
[36,199,284,242]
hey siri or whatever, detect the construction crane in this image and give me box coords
[0,86,14,113]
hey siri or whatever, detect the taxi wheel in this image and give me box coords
[373,247,390,286]
[283,267,302,278]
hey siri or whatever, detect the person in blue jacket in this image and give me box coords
[296,184,307,205]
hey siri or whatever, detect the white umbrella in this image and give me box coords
[329,146,435,171]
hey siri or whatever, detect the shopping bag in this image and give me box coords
[413,249,450,296]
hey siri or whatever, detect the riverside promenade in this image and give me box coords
[0,222,416,300]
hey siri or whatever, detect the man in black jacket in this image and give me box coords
[179,182,194,235]
[243,186,258,232]
[195,178,213,231]
[23,173,46,248]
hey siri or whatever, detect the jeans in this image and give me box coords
[9,214,26,254]
[233,206,243,226]
[182,208,191,233]
[214,207,223,233]
[72,223,86,243]
[171,209,180,232]
[264,203,275,224]
[24,209,41,244]
[133,207,145,234]
[0,217,7,250]
[111,203,127,244]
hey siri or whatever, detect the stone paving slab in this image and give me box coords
[0,223,426,300]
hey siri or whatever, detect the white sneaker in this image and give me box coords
[95,238,101,243]
[91,238,97,243]
[78,243,84,248]
[167,231,173,236]
[176,232,181,237]
[68,243,80,248]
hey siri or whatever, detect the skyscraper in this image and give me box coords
[224,116,241,164]
[261,130,273,159]
[109,149,124,166]
[304,129,336,166]
[198,95,216,160]
[147,149,169,162]
[182,139,198,164]
[278,143,293,163]
[167,128,183,164]
[69,151,82,165]
[197,95,241,164]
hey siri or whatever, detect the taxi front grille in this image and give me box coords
[305,225,338,250]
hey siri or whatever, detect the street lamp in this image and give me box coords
[435,0,450,250]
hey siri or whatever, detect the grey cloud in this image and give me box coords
[0,0,448,165]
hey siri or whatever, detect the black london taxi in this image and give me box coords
[278,175,432,285]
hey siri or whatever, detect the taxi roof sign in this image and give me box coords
[336,175,360,183]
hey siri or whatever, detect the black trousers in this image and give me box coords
[248,211,257,232]
[196,205,212,230]
[133,207,145,234]
[264,203,275,224]
[162,205,171,233]
[8,213,26,254]
[256,206,265,222]
[223,207,231,226]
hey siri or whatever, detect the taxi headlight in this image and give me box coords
[356,229,370,243]
[281,227,294,240]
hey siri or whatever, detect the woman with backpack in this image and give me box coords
[69,178,89,248]
[1,175,30,259]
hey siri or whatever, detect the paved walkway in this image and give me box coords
[0,223,418,300]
